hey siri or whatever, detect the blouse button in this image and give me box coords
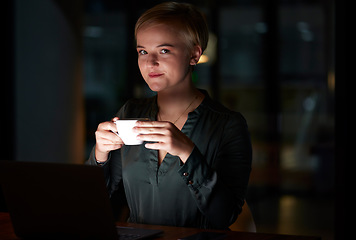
[183,172,189,176]
[188,180,193,185]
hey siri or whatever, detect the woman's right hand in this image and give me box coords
[95,117,124,163]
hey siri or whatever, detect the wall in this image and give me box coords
[15,0,84,163]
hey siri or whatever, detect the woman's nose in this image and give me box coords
[147,53,159,67]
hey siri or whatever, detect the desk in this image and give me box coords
[0,212,320,240]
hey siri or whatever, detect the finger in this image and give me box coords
[111,130,120,137]
[112,117,119,122]
[144,142,165,150]
[136,120,171,128]
[134,121,176,137]
[137,133,167,143]
[134,127,168,135]
[104,143,123,149]
[98,137,123,145]
[99,143,123,152]
[98,121,118,133]
[96,130,124,144]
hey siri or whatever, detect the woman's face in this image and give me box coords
[136,23,196,93]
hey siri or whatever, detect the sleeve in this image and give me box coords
[85,147,111,185]
[84,103,130,196]
[178,114,252,229]
[85,147,123,197]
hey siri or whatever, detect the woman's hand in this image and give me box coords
[95,117,124,162]
[134,121,195,163]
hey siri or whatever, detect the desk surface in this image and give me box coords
[0,212,320,240]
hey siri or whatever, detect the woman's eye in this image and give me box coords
[160,49,169,54]
[138,50,147,55]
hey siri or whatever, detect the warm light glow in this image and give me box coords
[198,55,209,64]
[196,32,217,65]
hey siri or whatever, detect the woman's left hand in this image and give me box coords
[134,121,195,163]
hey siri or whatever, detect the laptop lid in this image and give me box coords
[0,161,120,239]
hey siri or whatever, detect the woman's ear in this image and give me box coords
[190,45,203,66]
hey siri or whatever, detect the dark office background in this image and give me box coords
[1,0,345,239]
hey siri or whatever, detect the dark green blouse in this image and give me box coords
[87,90,252,229]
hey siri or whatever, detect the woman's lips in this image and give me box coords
[148,72,163,78]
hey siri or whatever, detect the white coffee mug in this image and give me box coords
[114,119,145,145]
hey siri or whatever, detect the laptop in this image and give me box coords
[0,160,163,239]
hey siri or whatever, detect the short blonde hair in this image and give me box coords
[135,2,209,53]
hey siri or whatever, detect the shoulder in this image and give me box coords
[199,94,248,127]
[200,94,252,152]
[196,92,252,159]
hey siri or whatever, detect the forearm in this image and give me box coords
[85,146,112,188]
[178,139,251,229]
[95,145,110,163]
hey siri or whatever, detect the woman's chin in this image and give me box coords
[147,83,166,93]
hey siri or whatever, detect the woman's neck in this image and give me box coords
[156,86,204,125]
[157,84,199,108]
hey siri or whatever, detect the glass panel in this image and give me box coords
[83,10,128,155]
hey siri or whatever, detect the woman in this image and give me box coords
[87,2,252,230]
